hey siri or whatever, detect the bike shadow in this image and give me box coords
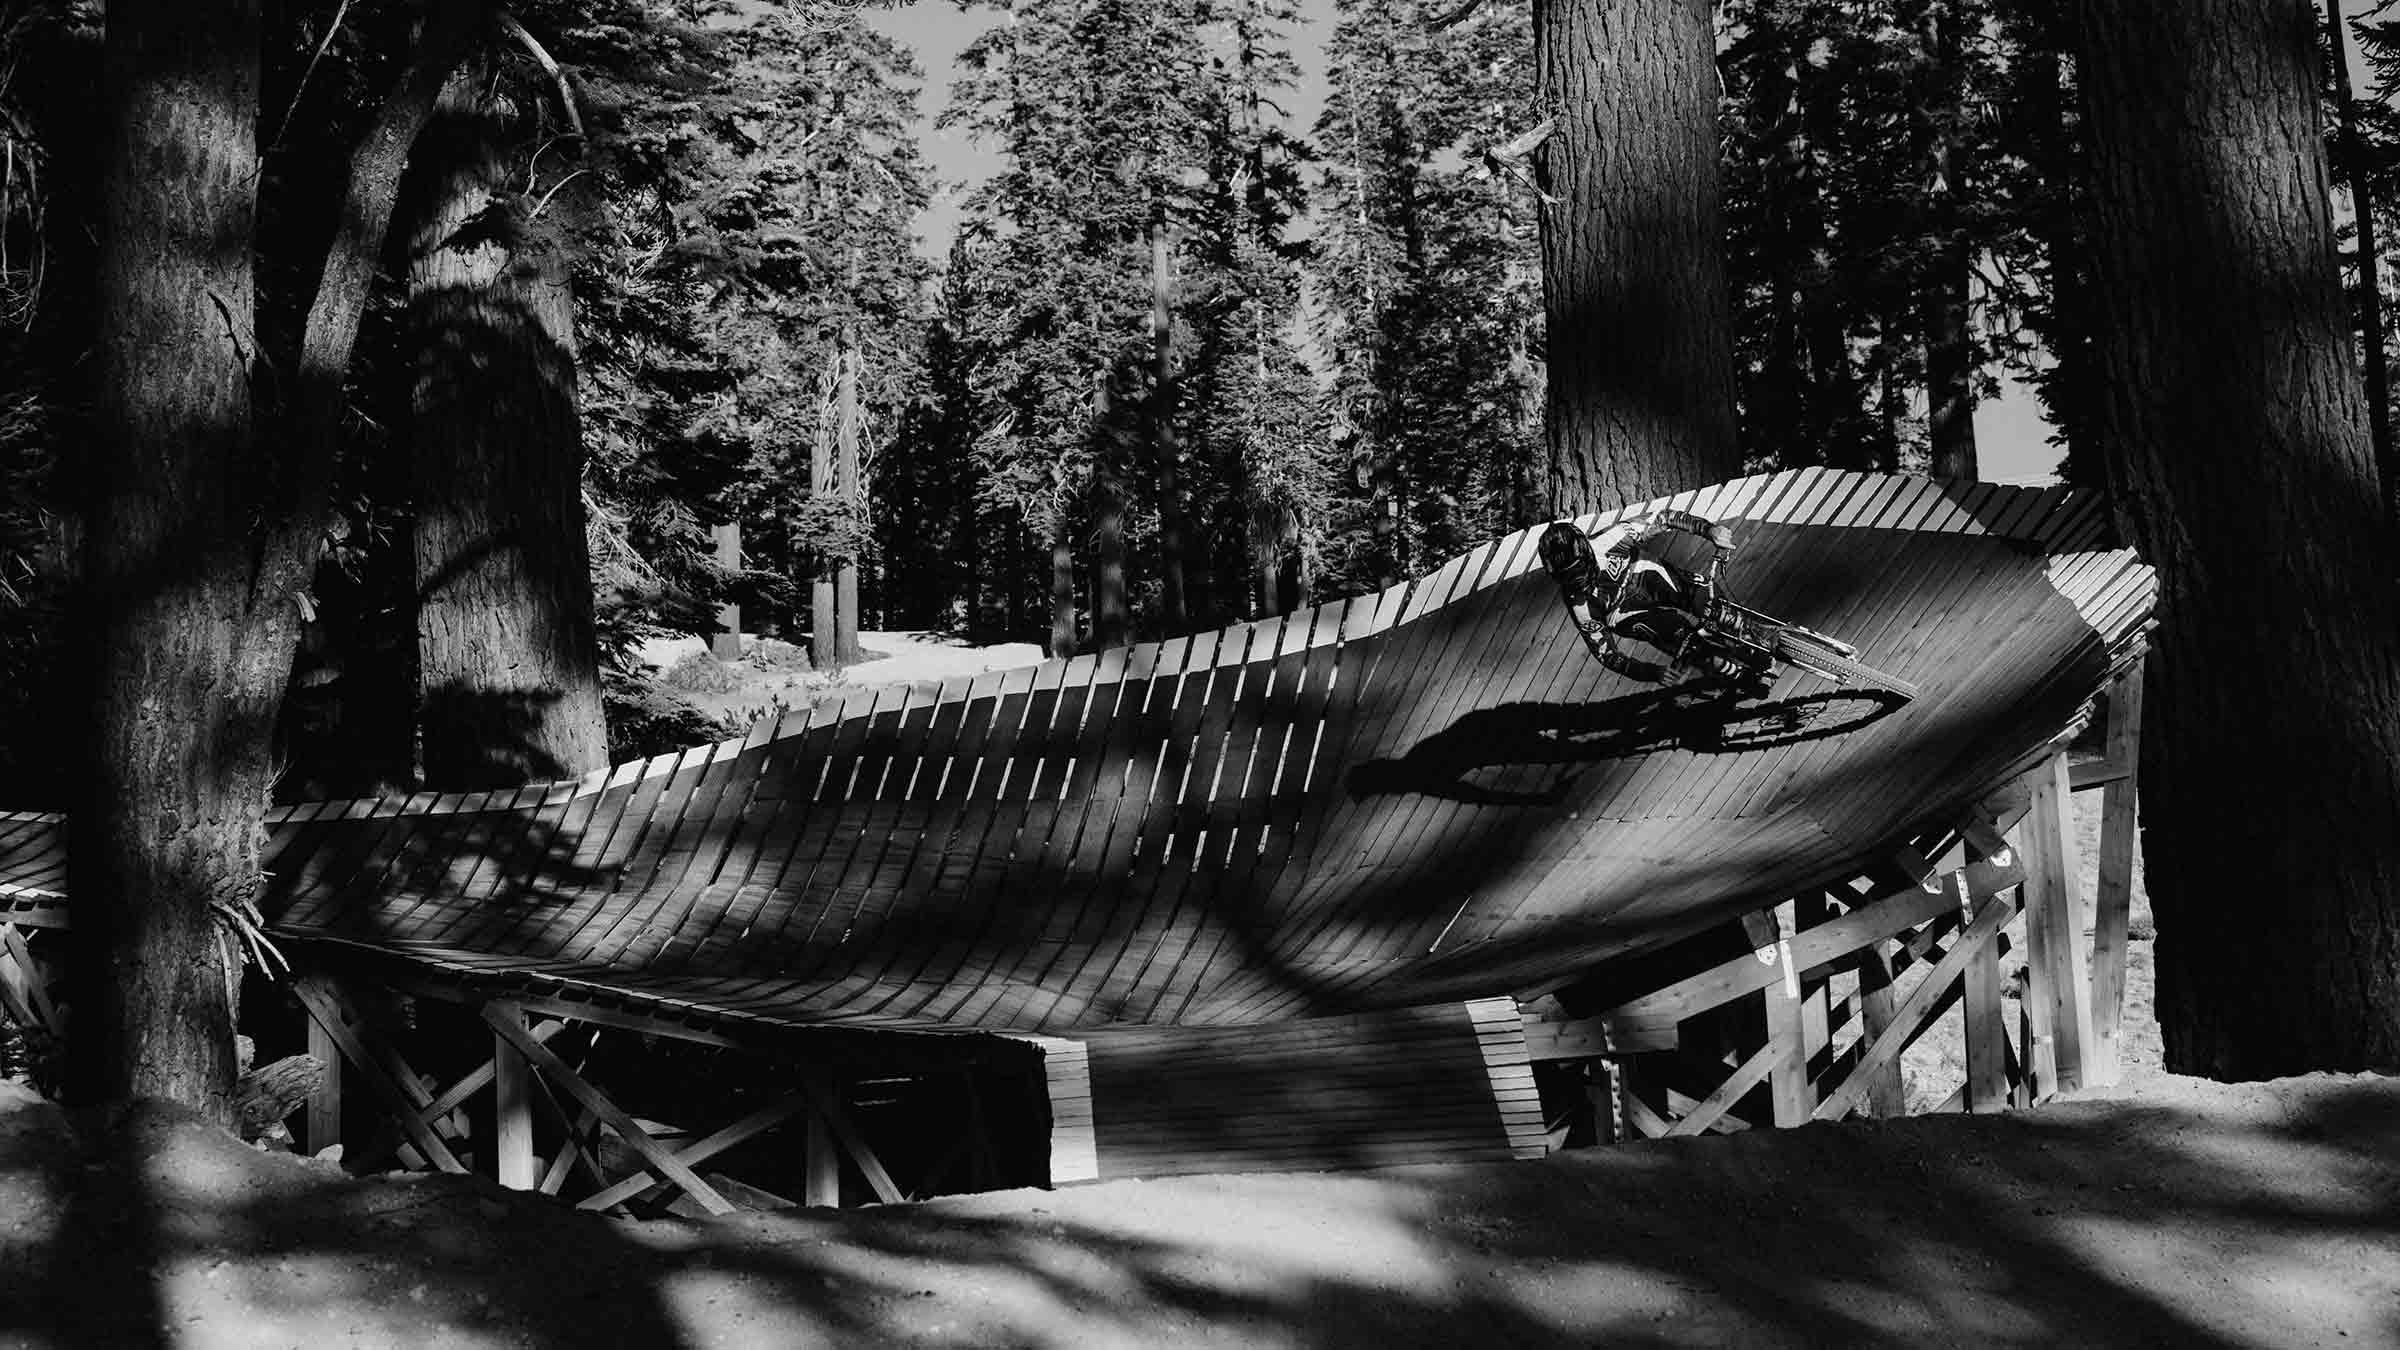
[1346,684,1909,806]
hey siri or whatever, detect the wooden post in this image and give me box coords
[804,1070,841,1208]
[2018,752,2093,1096]
[1962,903,2010,1112]
[490,1000,536,1191]
[305,994,342,1156]
[1741,905,1811,1126]
[2087,665,2144,1085]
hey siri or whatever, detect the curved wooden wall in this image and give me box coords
[0,470,2154,1046]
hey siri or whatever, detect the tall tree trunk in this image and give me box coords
[407,72,607,790]
[832,338,865,665]
[1921,257,1978,479]
[811,352,838,669]
[1149,221,1190,630]
[1919,1,1979,481]
[2327,0,2397,528]
[1535,0,1741,511]
[1047,514,1078,658]
[710,521,742,661]
[1089,368,1132,650]
[2074,0,2400,1076]
[74,0,267,1119]
[2017,1,2098,485]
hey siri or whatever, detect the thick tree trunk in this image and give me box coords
[74,0,270,1120]
[407,72,607,790]
[1535,0,1741,511]
[2074,0,2400,1076]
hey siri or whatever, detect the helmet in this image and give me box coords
[1538,521,1599,599]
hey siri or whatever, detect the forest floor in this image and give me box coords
[3,1070,2394,1348]
[4,638,2394,1347]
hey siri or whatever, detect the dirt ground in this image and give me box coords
[2,1071,2395,1349]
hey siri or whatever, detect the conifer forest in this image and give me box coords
[5,0,2400,1116]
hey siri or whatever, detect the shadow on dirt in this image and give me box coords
[3,1075,2393,1348]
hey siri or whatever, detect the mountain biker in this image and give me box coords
[1538,508,1767,690]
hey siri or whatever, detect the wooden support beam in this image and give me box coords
[305,999,341,1156]
[291,975,467,1174]
[1815,885,2015,1123]
[1853,931,1905,1117]
[2087,665,2145,1087]
[1962,904,2010,1113]
[1666,1040,1791,1137]
[479,1002,735,1216]
[1618,1081,1674,1140]
[490,1001,536,1191]
[1740,907,1811,1126]
[581,1093,814,1212]
[1578,858,2010,1053]
[0,924,60,1036]
[420,1018,570,1126]
[804,1089,840,1207]
[796,1067,903,1205]
[2017,752,2093,1097]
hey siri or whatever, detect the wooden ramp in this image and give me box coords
[0,470,2154,1181]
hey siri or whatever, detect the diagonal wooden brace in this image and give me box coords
[480,1000,735,1216]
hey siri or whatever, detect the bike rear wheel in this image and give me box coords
[1771,628,1921,700]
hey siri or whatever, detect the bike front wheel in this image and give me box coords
[1771,628,1922,701]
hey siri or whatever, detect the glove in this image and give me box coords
[1708,523,1737,552]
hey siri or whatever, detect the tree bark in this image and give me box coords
[1535,0,1741,511]
[407,67,608,791]
[1047,514,1078,658]
[1089,369,1131,651]
[1149,220,1190,631]
[74,0,268,1120]
[1919,0,1979,481]
[832,338,865,665]
[710,521,742,661]
[2074,0,2400,1076]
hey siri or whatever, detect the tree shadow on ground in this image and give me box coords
[7,1075,2394,1348]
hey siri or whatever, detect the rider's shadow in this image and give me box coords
[1346,684,1909,806]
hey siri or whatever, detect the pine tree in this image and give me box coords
[2074,0,2400,1076]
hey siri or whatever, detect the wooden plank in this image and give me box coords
[1963,903,2010,1113]
[491,1002,536,1190]
[1666,1039,1790,1137]
[1813,886,2014,1123]
[1740,906,1811,1126]
[795,1072,904,1206]
[579,1092,812,1212]
[2087,664,2144,1087]
[290,976,466,1174]
[305,991,342,1156]
[480,1002,734,1216]
[2017,751,2091,1097]
[1852,927,1905,1118]
[805,1091,839,1207]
